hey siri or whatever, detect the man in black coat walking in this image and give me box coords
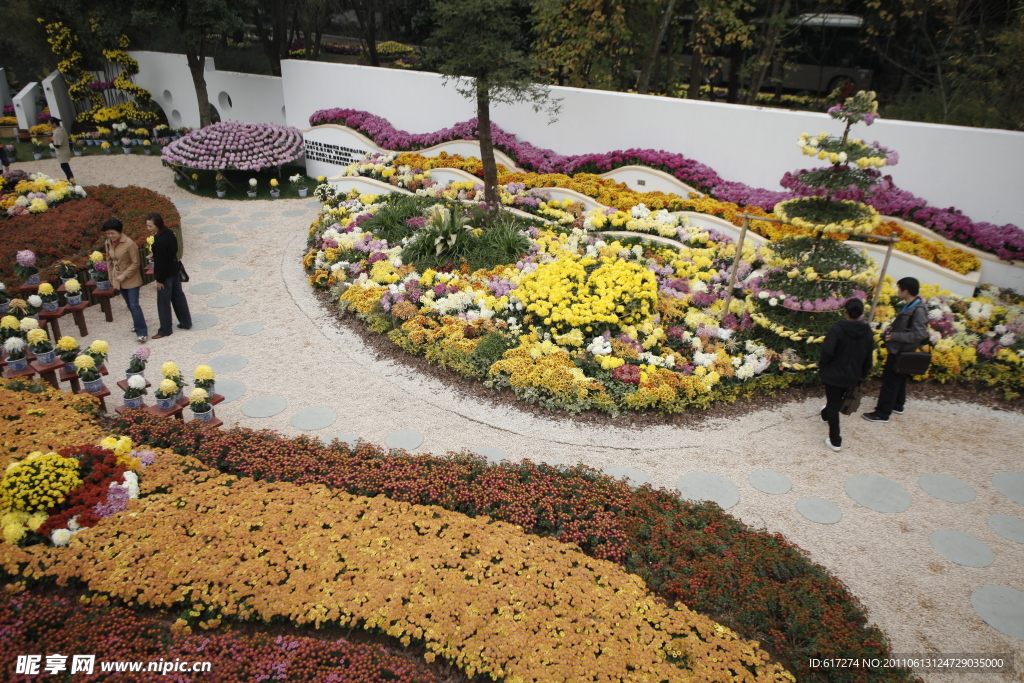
[819,298,875,452]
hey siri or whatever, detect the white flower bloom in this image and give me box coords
[27,295,42,308]
[51,528,73,546]
[994,324,1008,334]
[128,374,146,389]
[735,364,755,380]
[330,263,343,272]
[68,515,80,531]
[689,279,708,293]
[1000,333,1016,346]
[758,291,770,299]
[769,297,779,306]
[123,471,140,499]
[838,151,848,163]
[3,337,26,352]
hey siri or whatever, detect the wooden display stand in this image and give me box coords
[145,401,184,421]
[30,357,66,389]
[3,363,36,381]
[78,384,111,412]
[57,282,90,336]
[58,365,81,393]
[85,280,116,322]
[38,306,66,342]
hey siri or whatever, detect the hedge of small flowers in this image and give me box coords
[115,414,913,683]
[162,121,304,171]
[308,107,1024,261]
[1,590,439,683]
[305,191,1024,414]
[0,171,87,218]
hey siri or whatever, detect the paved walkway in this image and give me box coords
[16,156,1024,681]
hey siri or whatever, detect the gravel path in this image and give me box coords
[17,155,1024,681]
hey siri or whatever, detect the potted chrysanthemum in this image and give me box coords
[188,387,213,422]
[122,374,148,409]
[161,361,187,400]
[247,178,257,198]
[86,339,109,370]
[55,335,80,373]
[37,283,59,313]
[64,278,83,306]
[3,337,29,372]
[216,172,228,198]
[290,173,308,197]
[27,328,56,365]
[154,378,179,410]
[270,178,280,198]
[190,173,199,191]
[26,294,43,318]
[75,354,104,393]
[0,315,21,346]
[0,282,9,315]
[15,250,39,285]
[193,364,215,397]
[57,261,79,283]
[126,346,150,380]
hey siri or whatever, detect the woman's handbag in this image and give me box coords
[839,383,863,416]
[892,305,931,375]
[178,261,190,283]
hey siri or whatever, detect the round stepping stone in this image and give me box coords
[185,216,207,224]
[189,313,219,331]
[930,529,994,568]
[385,429,424,451]
[291,406,337,431]
[797,497,843,524]
[993,472,1024,505]
[177,209,191,217]
[219,216,240,223]
[200,261,224,270]
[197,224,225,234]
[189,282,223,295]
[307,199,322,208]
[207,234,236,244]
[173,199,195,207]
[250,211,271,218]
[919,473,975,503]
[972,585,1024,640]
[473,446,510,465]
[238,221,269,231]
[604,466,652,489]
[749,469,792,495]
[200,206,231,216]
[322,433,359,448]
[207,294,243,308]
[676,472,740,510]
[216,267,253,282]
[215,379,246,404]
[988,515,1024,544]
[191,339,225,354]
[844,474,912,513]
[208,354,248,374]
[232,322,264,336]
[241,395,287,418]
[211,245,245,257]
[283,209,308,217]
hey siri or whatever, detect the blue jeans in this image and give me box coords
[120,286,148,337]
[156,273,192,336]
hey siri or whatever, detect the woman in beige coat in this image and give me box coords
[103,219,149,342]
[50,117,74,183]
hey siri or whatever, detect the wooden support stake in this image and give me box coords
[720,215,749,318]
[866,234,898,324]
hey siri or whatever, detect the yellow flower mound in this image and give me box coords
[56,336,78,352]
[88,340,109,356]
[0,451,82,514]
[3,455,793,683]
[0,379,102,469]
[161,361,181,378]
[73,355,95,371]
[157,379,178,397]
[194,365,215,381]
[516,250,657,335]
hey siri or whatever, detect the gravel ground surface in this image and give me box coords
[17,156,1024,681]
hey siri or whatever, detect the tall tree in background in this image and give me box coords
[686,0,754,99]
[637,0,677,94]
[251,0,289,76]
[532,0,636,87]
[431,0,560,206]
[344,0,385,66]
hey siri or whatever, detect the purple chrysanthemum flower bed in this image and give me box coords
[310,108,1024,261]
[162,121,305,171]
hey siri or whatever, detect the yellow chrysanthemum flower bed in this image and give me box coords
[0,452,82,516]
[2,449,794,683]
[0,380,101,468]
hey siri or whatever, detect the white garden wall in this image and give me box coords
[42,70,76,126]
[13,82,41,131]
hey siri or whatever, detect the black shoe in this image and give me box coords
[176,324,192,330]
[892,408,904,415]
[862,412,889,423]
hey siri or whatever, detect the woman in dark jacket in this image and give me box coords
[818,297,875,452]
[146,214,193,339]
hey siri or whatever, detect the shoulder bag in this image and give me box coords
[893,302,931,375]
[839,382,863,416]
[178,261,190,283]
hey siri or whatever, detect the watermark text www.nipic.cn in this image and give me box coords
[16,655,213,675]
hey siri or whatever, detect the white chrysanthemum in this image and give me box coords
[1000,333,1016,346]
[769,297,779,306]
[693,351,717,367]
[631,203,651,219]
[27,295,42,308]
[123,471,140,499]
[67,515,80,531]
[689,279,708,293]
[3,337,26,352]
[51,528,73,546]
[928,308,944,320]
[128,374,146,390]
[735,364,755,380]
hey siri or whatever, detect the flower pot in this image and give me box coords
[0,303,8,315]
[298,187,308,197]
[122,147,131,154]
[35,349,56,365]
[82,377,104,394]
[125,369,144,382]
[189,184,198,191]
[112,140,120,146]
[247,191,257,198]
[6,356,28,373]
[33,153,42,160]
[49,152,57,159]
[155,394,177,410]
[63,361,75,375]
[41,301,58,313]
[65,294,82,306]
[104,149,111,154]
[270,189,280,198]
[74,150,83,157]
[122,393,144,409]
[95,281,112,292]
[144,149,152,155]
[190,406,213,423]
[216,190,226,198]
[174,172,184,181]
[26,274,40,286]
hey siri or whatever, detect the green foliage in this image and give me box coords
[400,201,532,272]
[468,332,516,376]
[361,194,441,245]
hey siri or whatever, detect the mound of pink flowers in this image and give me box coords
[162,122,304,171]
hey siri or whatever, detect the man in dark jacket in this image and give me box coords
[819,297,874,452]
[863,276,930,423]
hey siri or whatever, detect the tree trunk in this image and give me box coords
[726,42,743,103]
[687,48,703,99]
[476,84,498,208]
[743,0,789,105]
[313,3,326,60]
[638,0,677,94]
[353,1,380,66]
[185,35,212,128]
[252,7,282,76]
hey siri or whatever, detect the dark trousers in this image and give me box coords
[59,162,73,180]
[874,355,908,419]
[821,384,848,447]
[156,273,192,336]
